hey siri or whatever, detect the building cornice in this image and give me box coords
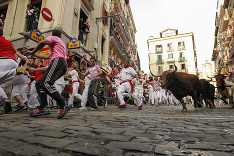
[147,33,194,43]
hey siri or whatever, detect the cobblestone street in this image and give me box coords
[0,104,234,156]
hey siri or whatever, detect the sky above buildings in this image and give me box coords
[130,0,217,73]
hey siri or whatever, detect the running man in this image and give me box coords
[23,29,68,119]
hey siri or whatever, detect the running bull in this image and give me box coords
[213,74,234,107]
[158,65,214,112]
[199,79,215,108]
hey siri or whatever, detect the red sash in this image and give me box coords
[120,80,134,93]
[26,82,32,86]
[65,81,78,94]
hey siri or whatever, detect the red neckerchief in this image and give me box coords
[19,60,26,66]
[124,64,131,68]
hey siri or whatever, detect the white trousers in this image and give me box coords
[154,91,160,104]
[0,87,8,103]
[47,84,65,106]
[68,82,82,104]
[148,91,154,104]
[10,75,27,97]
[28,81,40,109]
[21,84,31,104]
[117,82,141,106]
[0,59,18,86]
[80,84,90,107]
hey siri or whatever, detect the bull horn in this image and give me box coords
[155,75,161,77]
[171,64,177,74]
[224,74,230,77]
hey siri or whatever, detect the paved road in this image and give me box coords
[0,104,234,156]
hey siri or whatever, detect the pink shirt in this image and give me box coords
[86,65,101,79]
[46,36,66,62]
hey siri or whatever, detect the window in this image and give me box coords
[158,66,163,74]
[167,43,173,51]
[168,53,173,59]
[155,45,162,53]
[179,52,184,57]
[25,0,42,31]
[181,64,186,69]
[169,65,174,70]
[102,2,109,25]
[178,41,185,50]
[78,6,89,44]
[181,64,186,72]
[157,55,162,60]
[0,4,8,30]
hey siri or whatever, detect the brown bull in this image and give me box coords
[158,65,214,112]
[214,74,234,107]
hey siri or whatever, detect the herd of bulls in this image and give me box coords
[157,65,234,112]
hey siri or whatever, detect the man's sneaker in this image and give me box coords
[138,105,142,110]
[29,109,47,117]
[57,106,69,119]
[104,103,107,109]
[42,108,51,115]
[128,94,131,100]
[4,101,12,113]
[89,107,98,111]
[118,104,126,108]
[15,104,28,112]
[16,66,25,75]
[49,105,57,109]
[79,107,87,110]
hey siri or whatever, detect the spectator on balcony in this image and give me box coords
[82,20,90,45]
[78,18,84,42]
[0,13,5,29]
[32,5,40,30]
[26,4,34,32]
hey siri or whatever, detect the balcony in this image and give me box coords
[167,48,174,52]
[110,28,130,60]
[156,49,163,53]
[156,59,164,64]
[178,57,186,62]
[167,58,175,63]
[178,46,186,51]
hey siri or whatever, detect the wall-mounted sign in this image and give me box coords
[67,38,80,49]
[74,8,78,16]
[71,38,78,44]
[41,8,53,22]
[29,30,44,43]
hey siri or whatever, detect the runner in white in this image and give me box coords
[116,60,142,110]
[147,82,154,105]
[64,65,82,108]
[78,74,91,110]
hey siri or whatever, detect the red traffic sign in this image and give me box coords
[41,8,53,22]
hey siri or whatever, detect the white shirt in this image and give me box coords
[133,78,145,89]
[119,67,137,82]
[17,57,28,69]
[148,85,153,93]
[70,70,78,82]
[114,73,121,87]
